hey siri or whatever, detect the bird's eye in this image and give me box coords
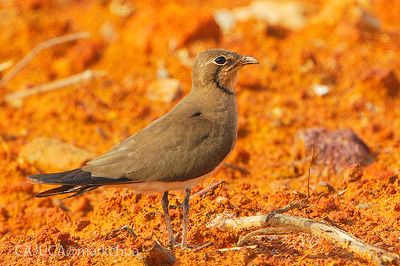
[214,56,227,65]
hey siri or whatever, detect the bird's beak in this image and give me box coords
[240,56,259,65]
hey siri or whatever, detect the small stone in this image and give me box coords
[232,0,310,30]
[344,164,364,183]
[19,137,95,172]
[147,78,183,103]
[214,9,236,33]
[297,128,374,174]
[312,84,330,96]
[110,0,134,17]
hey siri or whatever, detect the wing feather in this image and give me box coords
[82,114,231,182]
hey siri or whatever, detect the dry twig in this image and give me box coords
[190,180,225,199]
[192,242,213,252]
[306,146,316,197]
[218,245,258,252]
[265,199,309,221]
[209,213,399,265]
[4,70,106,106]
[0,60,13,73]
[0,32,90,87]
[237,228,289,246]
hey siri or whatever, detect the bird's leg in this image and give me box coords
[162,191,176,247]
[181,188,191,248]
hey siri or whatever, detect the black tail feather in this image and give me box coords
[64,185,100,198]
[28,168,132,198]
[28,169,131,185]
[34,184,102,198]
[35,185,79,197]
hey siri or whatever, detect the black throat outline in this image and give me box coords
[213,67,235,96]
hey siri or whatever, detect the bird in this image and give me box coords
[27,49,258,248]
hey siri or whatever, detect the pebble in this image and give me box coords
[297,128,374,174]
[312,84,330,96]
[214,0,310,32]
[214,9,236,33]
[19,137,94,172]
[146,78,183,103]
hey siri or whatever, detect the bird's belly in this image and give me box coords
[117,155,227,193]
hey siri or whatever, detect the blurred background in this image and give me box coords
[0,0,399,265]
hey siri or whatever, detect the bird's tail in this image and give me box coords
[28,169,131,198]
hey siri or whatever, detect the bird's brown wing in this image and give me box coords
[82,114,232,182]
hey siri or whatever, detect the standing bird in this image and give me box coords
[28,49,258,248]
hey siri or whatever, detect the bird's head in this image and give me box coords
[192,49,258,95]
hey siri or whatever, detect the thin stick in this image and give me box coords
[237,228,289,246]
[192,241,213,252]
[218,245,258,252]
[0,32,90,87]
[307,146,316,197]
[4,70,106,105]
[190,180,225,199]
[265,199,309,221]
[0,60,13,73]
[209,214,399,265]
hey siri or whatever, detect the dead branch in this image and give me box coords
[0,32,90,87]
[190,180,225,199]
[307,146,316,197]
[218,245,258,252]
[4,70,106,106]
[264,199,309,221]
[237,228,289,246]
[0,60,13,73]
[209,213,399,265]
[192,242,212,252]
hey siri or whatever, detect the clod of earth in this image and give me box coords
[297,128,374,174]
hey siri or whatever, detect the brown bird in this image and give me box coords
[28,49,258,248]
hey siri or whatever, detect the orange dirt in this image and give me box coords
[0,0,400,265]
